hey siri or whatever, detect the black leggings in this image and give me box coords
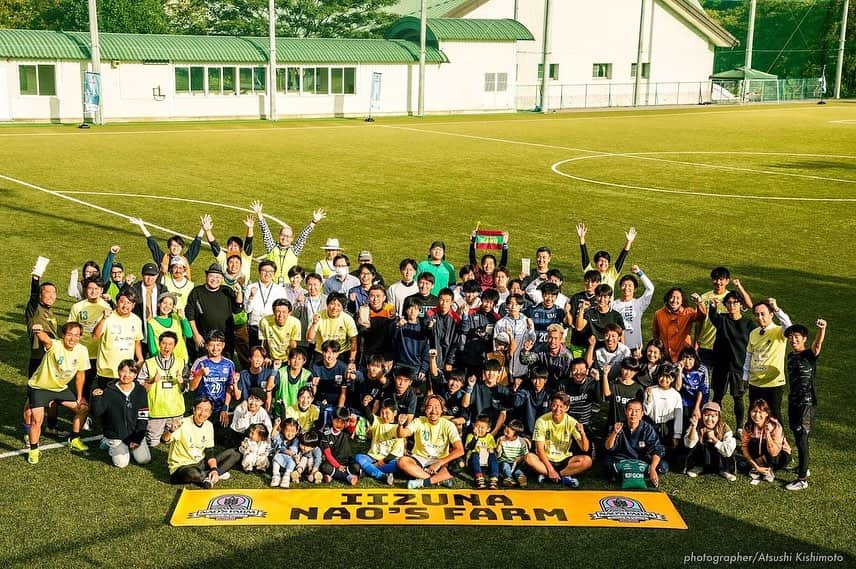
[789,403,815,479]
[169,449,243,486]
[712,369,746,428]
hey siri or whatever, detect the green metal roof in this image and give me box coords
[0,28,447,64]
[385,17,533,45]
[386,0,474,18]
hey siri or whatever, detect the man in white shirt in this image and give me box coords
[244,260,286,347]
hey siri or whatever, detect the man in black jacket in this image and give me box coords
[90,359,151,468]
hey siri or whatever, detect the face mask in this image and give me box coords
[336,267,348,278]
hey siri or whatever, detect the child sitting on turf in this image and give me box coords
[239,423,271,472]
[293,430,323,484]
[319,406,360,486]
[354,397,404,485]
[643,364,683,451]
[270,417,300,487]
[683,401,737,480]
[285,385,321,433]
[496,419,530,487]
[464,414,499,489]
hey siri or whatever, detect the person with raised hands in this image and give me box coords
[201,213,255,285]
[255,200,326,285]
[576,223,637,289]
[129,216,204,279]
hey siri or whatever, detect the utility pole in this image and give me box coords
[834,0,850,99]
[268,0,277,121]
[633,0,647,106]
[87,0,103,124]
[742,0,757,101]
[539,0,551,112]
[418,0,427,117]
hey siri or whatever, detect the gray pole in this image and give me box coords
[418,0,427,117]
[633,0,646,106]
[834,0,849,99]
[268,0,277,121]
[742,0,757,101]
[539,0,551,112]
[87,0,103,124]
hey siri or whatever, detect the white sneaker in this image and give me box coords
[749,470,761,485]
[280,476,290,488]
[83,417,92,431]
[763,470,775,483]
[686,467,702,478]
[407,478,425,489]
[785,479,809,491]
[219,471,231,481]
[290,470,301,483]
[720,470,737,482]
[270,476,281,487]
[386,472,395,486]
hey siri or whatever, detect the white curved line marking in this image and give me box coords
[551,152,856,202]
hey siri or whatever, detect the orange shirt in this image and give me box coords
[652,306,705,362]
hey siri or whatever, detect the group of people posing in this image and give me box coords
[23,206,826,493]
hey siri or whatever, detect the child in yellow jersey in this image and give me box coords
[138,331,188,447]
[67,276,111,394]
[354,397,404,485]
[285,385,320,432]
[464,414,499,489]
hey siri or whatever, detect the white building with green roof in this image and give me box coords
[0,16,532,122]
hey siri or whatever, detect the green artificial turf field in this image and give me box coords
[1,103,854,568]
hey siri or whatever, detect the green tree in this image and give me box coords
[168,0,398,37]
[1,0,170,33]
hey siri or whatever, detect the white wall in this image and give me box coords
[2,60,83,122]
[463,0,515,19]
[422,41,518,112]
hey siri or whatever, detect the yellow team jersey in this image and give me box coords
[96,312,144,378]
[314,311,358,354]
[366,418,405,461]
[161,277,194,311]
[285,404,320,432]
[747,325,787,388]
[67,298,110,358]
[697,290,728,350]
[168,417,214,473]
[145,356,187,418]
[409,417,461,460]
[259,315,302,360]
[28,342,91,392]
[532,413,582,463]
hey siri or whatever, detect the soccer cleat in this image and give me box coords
[385,472,395,486]
[517,474,528,488]
[686,467,702,478]
[27,449,40,464]
[270,476,281,487]
[407,478,425,489]
[502,477,515,487]
[560,476,580,488]
[99,437,109,451]
[69,437,89,452]
[720,470,737,482]
[785,479,809,491]
[488,478,498,490]
[475,476,486,489]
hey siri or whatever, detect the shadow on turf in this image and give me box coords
[768,160,856,172]
[159,496,852,569]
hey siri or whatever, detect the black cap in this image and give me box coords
[205,263,224,275]
[141,263,159,276]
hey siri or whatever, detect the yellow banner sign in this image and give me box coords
[170,489,686,529]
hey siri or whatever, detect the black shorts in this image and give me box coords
[549,457,571,471]
[712,369,745,398]
[788,403,816,435]
[28,386,76,409]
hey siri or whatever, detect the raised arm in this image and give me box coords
[614,227,636,272]
[253,201,276,253]
[292,209,326,256]
[576,223,589,270]
[812,319,827,356]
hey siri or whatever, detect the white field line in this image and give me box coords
[828,119,856,124]
[0,102,837,137]
[0,174,288,234]
[380,124,601,154]
[551,158,856,202]
[559,151,856,185]
[0,435,102,460]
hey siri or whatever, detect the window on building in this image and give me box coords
[175,67,190,93]
[631,62,650,79]
[302,68,315,93]
[537,64,559,81]
[190,66,204,93]
[253,67,266,91]
[315,67,329,94]
[223,67,236,94]
[484,73,496,92]
[239,67,253,94]
[208,67,222,93]
[18,64,56,96]
[343,67,356,94]
[592,63,612,79]
[287,67,301,93]
[331,68,343,94]
[497,72,508,91]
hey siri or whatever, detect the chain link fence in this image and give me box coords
[516,78,824,110]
